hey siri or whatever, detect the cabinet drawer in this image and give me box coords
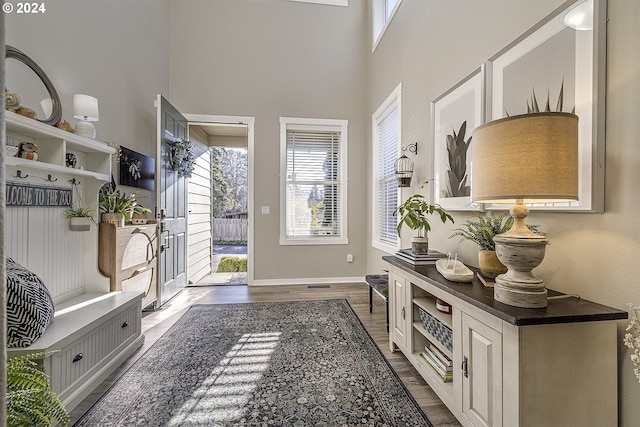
[50,303,139,395]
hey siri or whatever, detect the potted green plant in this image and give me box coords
[449,211,539,278]
[394,185,454,255]
[63,204,97,232]
[98,184,139,227]
[7,352,69,426]
[131,204,152,225]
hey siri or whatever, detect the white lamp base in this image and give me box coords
[76,120,96,139]
[493,235,549,308]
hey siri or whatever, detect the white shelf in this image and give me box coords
[413,296,452,328]
[6,110,114,182]
[6,111,114,155]
[413,321,453,360]
[6,156,111,182]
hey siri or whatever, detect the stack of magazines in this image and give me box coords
[394,248,447,265]
[421,342,453,382]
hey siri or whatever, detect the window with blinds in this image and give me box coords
[372,84,401,252]
[280,117,348,245]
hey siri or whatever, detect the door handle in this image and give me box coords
[161,234,171,252]
[462,356,469,378]
[401,306,406,320]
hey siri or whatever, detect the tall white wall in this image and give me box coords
[168,0,368,283]
[5,0,170,207]
[365,1,640,424]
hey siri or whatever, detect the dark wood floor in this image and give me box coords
[69,283,461,426]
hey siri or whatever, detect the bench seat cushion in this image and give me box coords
[365,274,389,297]
[6,258,55,347]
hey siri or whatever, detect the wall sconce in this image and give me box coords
[73,94,99,139]
[395,142,418,187]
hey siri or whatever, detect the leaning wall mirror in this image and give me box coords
[5,45,62,127]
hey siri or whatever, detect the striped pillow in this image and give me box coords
[6,258,55,347]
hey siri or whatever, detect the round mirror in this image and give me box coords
[5,45,62,127]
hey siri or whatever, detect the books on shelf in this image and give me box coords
[425,342,452,369]
[394,249,447,265]
[477,272,495,287]
[421,341,453,382]
[420,352,453,382]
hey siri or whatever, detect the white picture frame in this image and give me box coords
[486,0,606,212]
[432,66,484,211]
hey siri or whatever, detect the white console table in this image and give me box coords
[384,255,627,427]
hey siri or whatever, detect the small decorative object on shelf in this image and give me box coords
[66,153,78,168]
[435,254,474,282]
[16,141,38,161]
[170,137,196,178]
[15,106,37,119]
[436,298,452,314]
[5,90,21,112]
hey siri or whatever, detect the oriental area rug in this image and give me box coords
[75,300,433,426]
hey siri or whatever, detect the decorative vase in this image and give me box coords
[411,236,429,255]
[69,217,91,232]
[478,250,507,278]
[101,212,125,227]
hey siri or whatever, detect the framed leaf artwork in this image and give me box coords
[432,66,484,211]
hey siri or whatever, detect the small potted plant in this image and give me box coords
[394,183,454,255]
[98,184,138,227]
[449,211,539,278]
[63,204,97,232]
[131,204,152,225]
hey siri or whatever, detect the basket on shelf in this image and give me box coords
[418,307,453,352]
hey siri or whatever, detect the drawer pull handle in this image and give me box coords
[122,321,129,328]
[72,353,84,363]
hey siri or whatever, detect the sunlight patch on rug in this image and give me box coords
[170,332,281,425]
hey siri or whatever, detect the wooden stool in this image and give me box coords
[365,274,389,332]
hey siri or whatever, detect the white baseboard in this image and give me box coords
[250,276,365,286]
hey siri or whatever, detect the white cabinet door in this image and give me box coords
[461,313,502,427]
[389,272,410,352]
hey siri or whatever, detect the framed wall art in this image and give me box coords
[486,0,606,211]
[119,146,155,191]
[432,66,484,211]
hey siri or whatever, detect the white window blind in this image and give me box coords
[280,118,348,245]
[372,84,401,252]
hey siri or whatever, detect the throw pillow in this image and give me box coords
[6,258,55,347]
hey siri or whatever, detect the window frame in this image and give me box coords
[372,0,403,52]
[371,83,402,254]
[279,117,349,246]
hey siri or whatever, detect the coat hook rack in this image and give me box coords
[14,170,28,179]
[46,174,57,182]
[69,178,81,186]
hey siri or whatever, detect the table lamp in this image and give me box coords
[471,112,578,308]
[73,94,99,139]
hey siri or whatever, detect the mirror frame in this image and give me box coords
[5,45,62,127]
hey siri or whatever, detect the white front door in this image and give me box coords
[156,95,188,306]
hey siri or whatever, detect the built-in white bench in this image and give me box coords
[8,292,144,412]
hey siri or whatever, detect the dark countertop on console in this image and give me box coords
[383,255,628,326]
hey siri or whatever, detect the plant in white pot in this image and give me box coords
[63,205,97,232]
[449,211,539,278]
[394,189,454,255]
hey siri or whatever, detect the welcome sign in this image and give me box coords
[6,182,72,207]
